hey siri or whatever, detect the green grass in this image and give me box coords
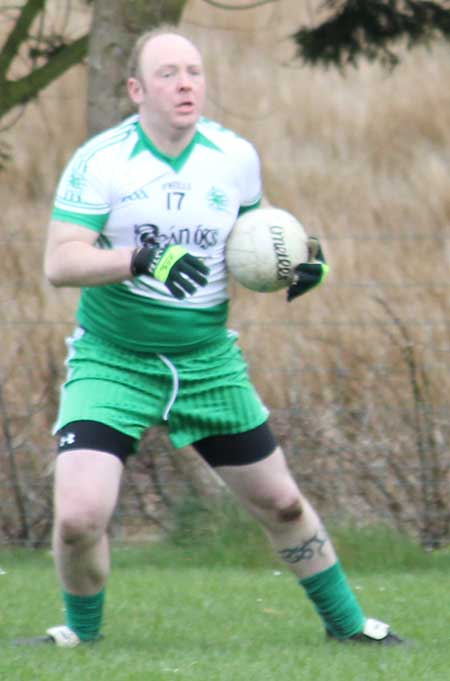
[1,525,449,680]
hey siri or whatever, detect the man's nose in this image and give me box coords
[177,71,193,89]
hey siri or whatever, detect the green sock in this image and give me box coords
[300,562,365,638]
[63,590,105,641]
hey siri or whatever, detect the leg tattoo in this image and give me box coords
[278,529,329,565]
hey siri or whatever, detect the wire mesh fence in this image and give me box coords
[1,3,450,549]
[1,279,449,549]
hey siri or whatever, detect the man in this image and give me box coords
[21,28,403,648]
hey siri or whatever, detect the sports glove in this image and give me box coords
[131,244,209,300]
[287,236,329,302]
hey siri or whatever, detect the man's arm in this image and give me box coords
[44,220,134,287]
[44,220,209,298]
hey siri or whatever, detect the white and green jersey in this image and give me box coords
[52,114,262,352]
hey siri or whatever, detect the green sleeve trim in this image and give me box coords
[238,198,262,216]
[51,207,109,232]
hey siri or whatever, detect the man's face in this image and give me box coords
[128,34,206,136]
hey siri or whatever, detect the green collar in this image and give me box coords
[130,120,222,172]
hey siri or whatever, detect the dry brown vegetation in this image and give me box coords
[1,0,449,546]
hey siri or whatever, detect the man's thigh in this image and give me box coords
[54,450,123,523]
[214,446,300,507]
[54,328,172,439]
[167,334,270,448]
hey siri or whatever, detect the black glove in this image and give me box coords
[131,245,209,300]
[287,236,329,302]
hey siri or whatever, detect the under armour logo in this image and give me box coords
[59,432,76,447]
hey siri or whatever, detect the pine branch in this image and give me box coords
[293,0,450,69]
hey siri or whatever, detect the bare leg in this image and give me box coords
[53,450,123,595]
[215,446,337,579]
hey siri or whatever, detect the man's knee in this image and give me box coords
[277,497,303,523]
[56,505,108,546]
[253,490,304,527]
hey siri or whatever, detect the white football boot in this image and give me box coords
[13,625,101,647]
[327,618,406,645]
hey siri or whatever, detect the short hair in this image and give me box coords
[127,25,192,81]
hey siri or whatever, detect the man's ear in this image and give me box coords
[127,77,144,105]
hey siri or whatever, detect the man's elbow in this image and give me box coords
[44,257,66,287]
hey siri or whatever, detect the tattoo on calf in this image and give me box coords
[278,530,329,564]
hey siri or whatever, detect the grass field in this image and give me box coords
[1,527,449,681]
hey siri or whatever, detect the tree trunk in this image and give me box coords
[86,0,226,516]
[87,0,188,135]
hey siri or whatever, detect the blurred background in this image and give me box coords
[1,0,449,549]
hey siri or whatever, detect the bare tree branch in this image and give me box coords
[201,0,277,10]
[0,0,45,79]
[0,33,88,119]
[0,382,30,542]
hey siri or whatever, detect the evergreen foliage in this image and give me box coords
[294,0,450,68]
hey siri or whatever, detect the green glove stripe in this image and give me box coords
[320,263,330,284]
[154,246,187,283]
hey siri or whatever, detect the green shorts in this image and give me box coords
[54,327,269,450]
